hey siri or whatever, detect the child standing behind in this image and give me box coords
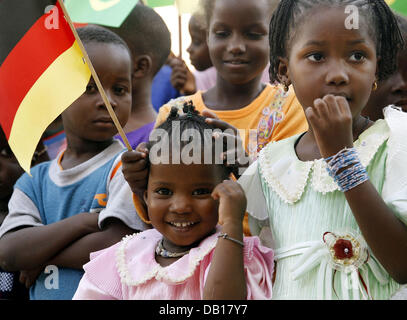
[169,10,271,96]
[73,104,274,300]
[239,0,407,300]
[157,0,307,156]
[108,4,173,149]
[169,11,214,96]
[363,13,407,121]
[0,25,148,300]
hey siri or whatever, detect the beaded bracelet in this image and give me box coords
[217,233,244,247]
[325,148,359,177]
[324,147,369,192]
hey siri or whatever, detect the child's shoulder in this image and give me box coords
[156,93,204,127]
[88,229,160,264]
[16,159,53,186]
[84,229,159,275]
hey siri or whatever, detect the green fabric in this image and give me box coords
[252,120,402,299]
[65,0,139,27]
[146,0,175,7]
[390,0,407,15]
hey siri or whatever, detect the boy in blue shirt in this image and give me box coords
[0,25,148,300]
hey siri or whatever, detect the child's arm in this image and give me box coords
[203,180,247,300]
[43,167,147,270]
[307,95,407,284]
[17,218,136,288]
[43,217,136,270]
[0,211,99,272]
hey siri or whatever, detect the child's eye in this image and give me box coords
[246,32,264,40]
[307,53,324,62]
[155,188,172,196]
[214,30,229,38]
[86,83,97,94]
[349,52,366,62]
[114,86,127,95]
[192,188,211,196]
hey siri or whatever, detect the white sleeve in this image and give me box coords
[98,156,149,231]
[238,161,269,221]
[382,107,407,225]
[0,188,43,238]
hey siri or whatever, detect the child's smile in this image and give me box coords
[144,162,226,253]
[281,7,377,118]
[208,0,270,85]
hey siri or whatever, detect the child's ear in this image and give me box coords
[143,190,152,222]
[277,57,291,87]
[133,55,153,79]
[143,189,148,205]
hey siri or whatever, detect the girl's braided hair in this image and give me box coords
[268,0,405,83]
[147,101,235,177]
[154,101,212,142]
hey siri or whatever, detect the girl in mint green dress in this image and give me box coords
[239,0,407,300]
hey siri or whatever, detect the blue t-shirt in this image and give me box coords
[16,155,119,300]
[151,65,181,112]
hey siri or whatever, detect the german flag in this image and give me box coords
[0,0,91,173]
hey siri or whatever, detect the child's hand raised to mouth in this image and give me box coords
[305,94,354,159]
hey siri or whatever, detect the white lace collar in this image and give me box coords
[258,119,390,204]
[115,228,220,286]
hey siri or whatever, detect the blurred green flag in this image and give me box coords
[65,0,139,27]
[146,0,199,13]
[146,0,175,7]
[387,0,407,15]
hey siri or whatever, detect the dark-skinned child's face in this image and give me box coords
[364,48,407,121]
[207,0,270,85]
[0,129,23,203]
[187,16,212,71]
[144,162,225,253]
[62,42,132,144]
[279,7,377,120]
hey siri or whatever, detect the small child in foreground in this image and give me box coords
[73,103,274,300]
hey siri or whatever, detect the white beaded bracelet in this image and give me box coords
[217,233,244,247]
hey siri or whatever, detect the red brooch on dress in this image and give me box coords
[323,231,369,273]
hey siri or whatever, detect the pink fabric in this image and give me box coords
[194,67,217,92]
[73,228,274,300]
[194,64,271,92]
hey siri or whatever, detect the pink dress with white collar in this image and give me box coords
[73,228,274,300]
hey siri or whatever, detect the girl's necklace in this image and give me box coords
[155,239,190,258]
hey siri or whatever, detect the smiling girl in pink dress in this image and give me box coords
[73,103,274,300]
